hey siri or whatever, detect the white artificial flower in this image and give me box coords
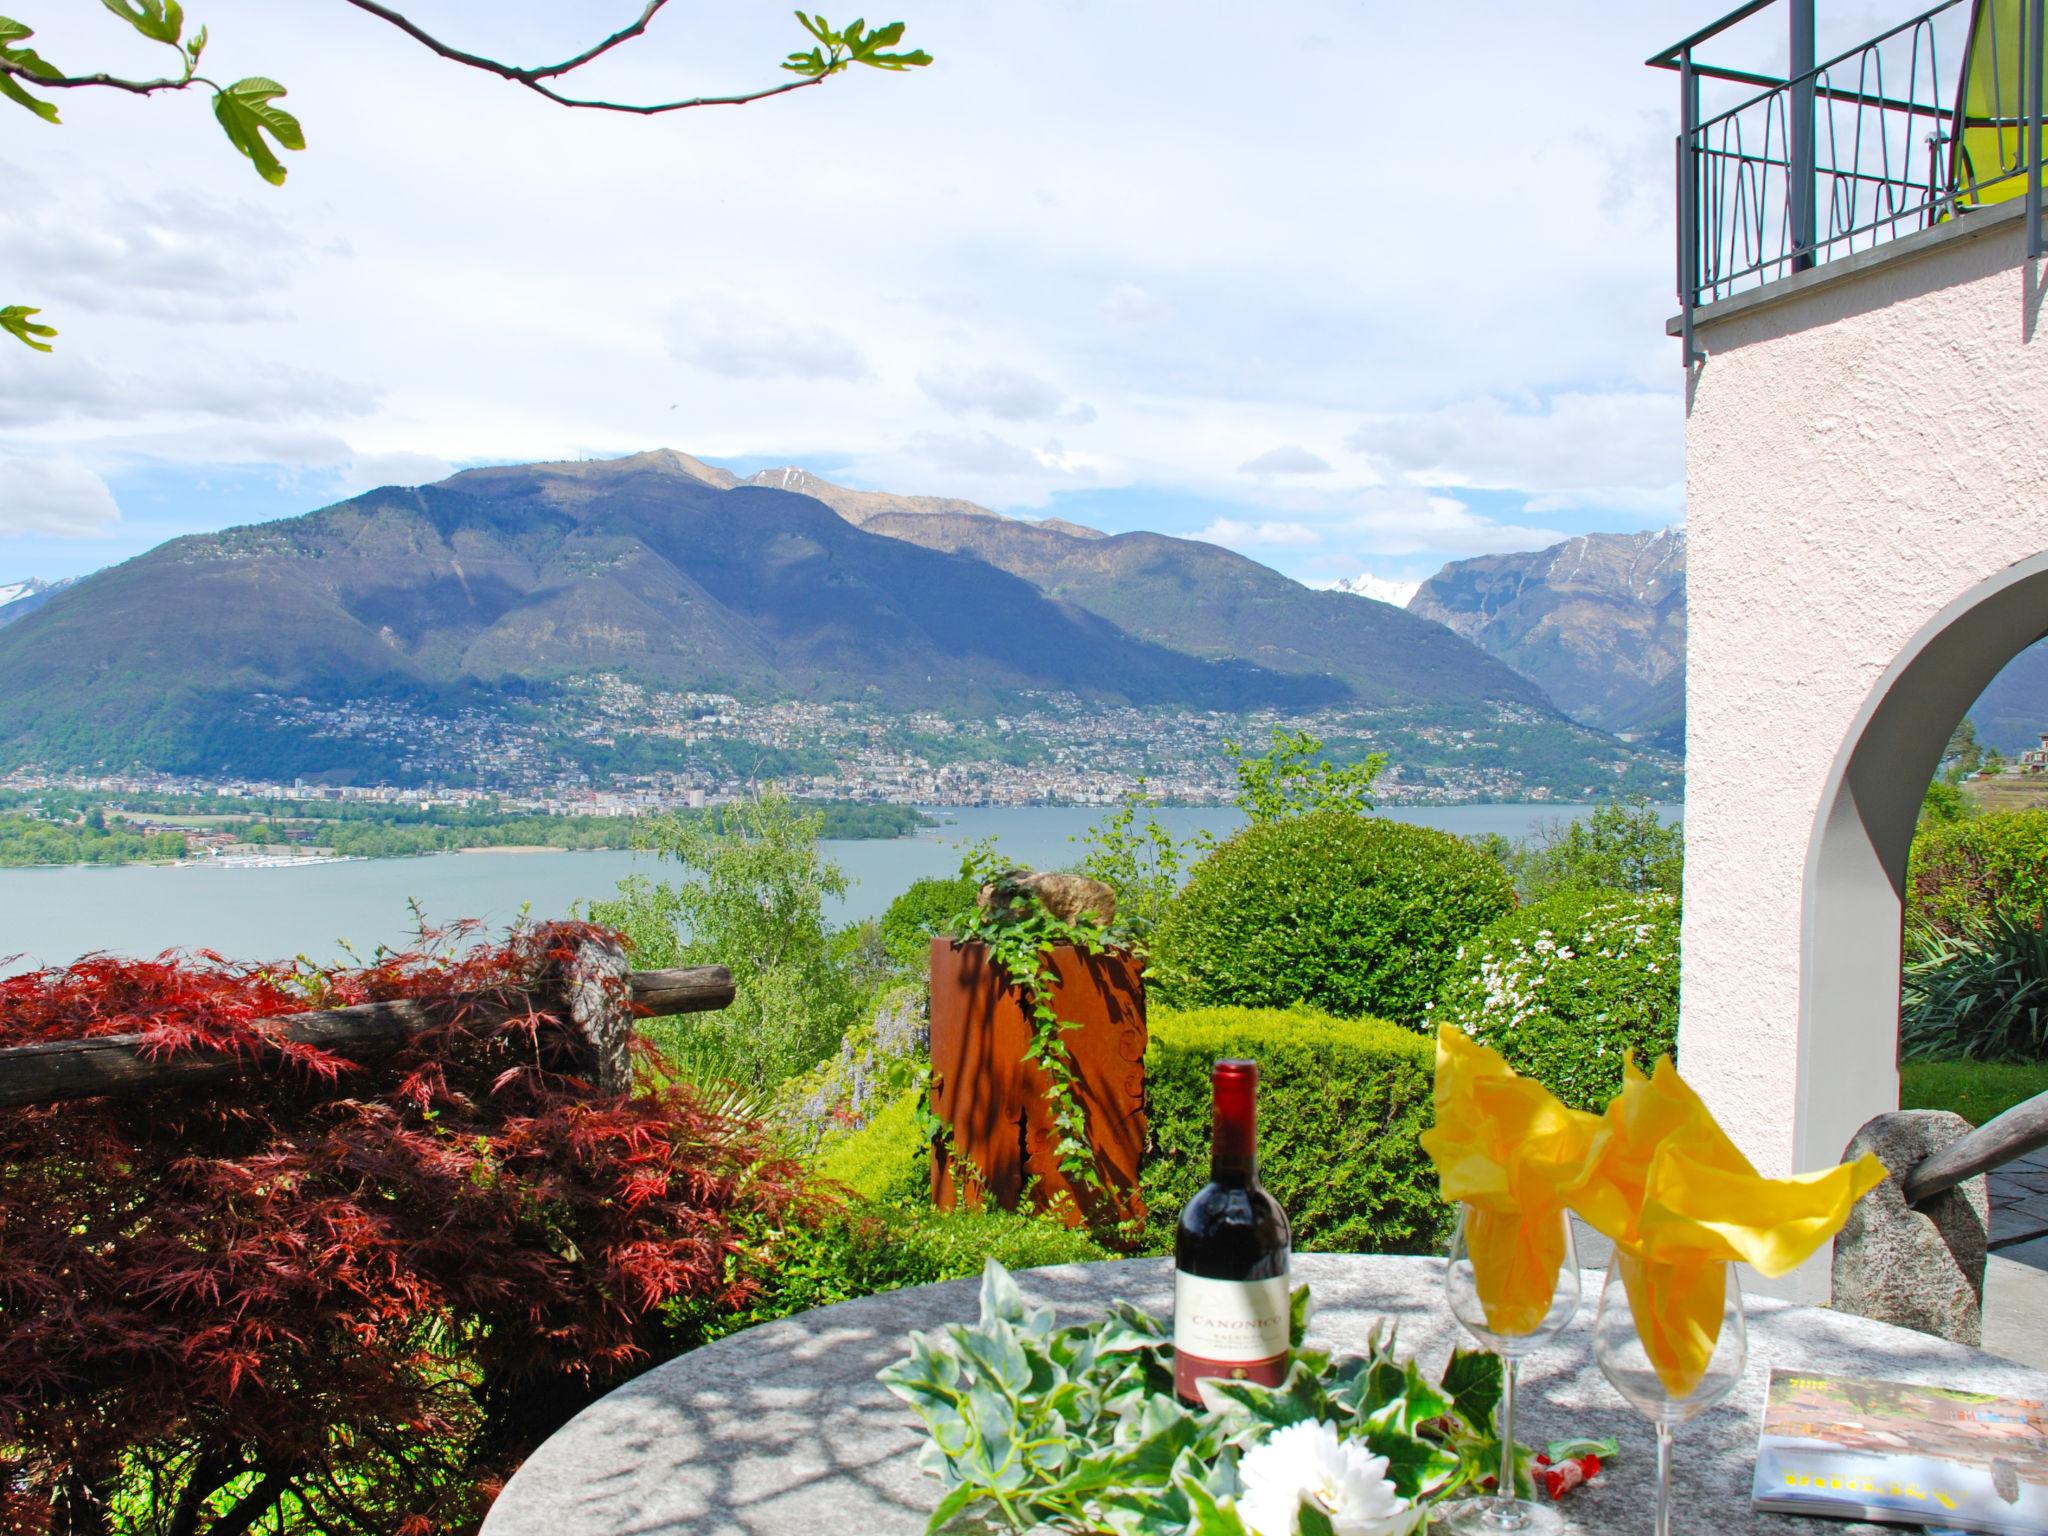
[1236,1421,1419,1536]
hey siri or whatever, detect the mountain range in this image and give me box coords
[0,451,1635,785]
[1406,528,1688,753]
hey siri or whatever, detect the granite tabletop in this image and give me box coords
[481,1253,2048,1536]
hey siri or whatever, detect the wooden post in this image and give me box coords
[563,935,633,1097]
[0,965,733,1110]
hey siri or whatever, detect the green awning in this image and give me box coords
[1952,0,2040,204]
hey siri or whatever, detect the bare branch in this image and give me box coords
[338,0,674,83]
[519,73,828,114]
[0,59,205,97]
[336,0,835,114]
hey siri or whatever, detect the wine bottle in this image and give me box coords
[1173,1058,1292,1403]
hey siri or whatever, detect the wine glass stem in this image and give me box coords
[1654,1422,1674,1536]
[1496,1354,1518,1512]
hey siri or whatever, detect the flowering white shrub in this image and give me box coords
[1428,891,1680,1111]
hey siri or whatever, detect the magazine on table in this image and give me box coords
[1752,1368,2048,1535]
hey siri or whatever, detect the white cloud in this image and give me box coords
[1194,517,1321,548]
[0,188,332,324]
[1239,444,1332,476]
[906,431,1060,477]
[340,450,456,490]
[1346,392,1682,496]
[919,365,1068,421]
[665,294,868,381]
[0,459,121,537]
[0,352,377,431]
[1337,494,1568,558]
[1,0,1701,579]
[1101,283,1168,324]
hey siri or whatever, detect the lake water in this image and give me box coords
[0,803,1667,975]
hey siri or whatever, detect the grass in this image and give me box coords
[1899,1058,2048,1125]
[1963,775,2048,813]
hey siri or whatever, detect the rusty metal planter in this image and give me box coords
[927,937,1147,1230]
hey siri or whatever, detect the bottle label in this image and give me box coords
[1173,1270,1290,1400]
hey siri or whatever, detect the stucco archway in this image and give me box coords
[1797,551,2048,1174]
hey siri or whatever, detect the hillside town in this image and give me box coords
[24,676,1673,810]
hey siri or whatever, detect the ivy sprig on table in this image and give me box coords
[878,1262,1533,1535]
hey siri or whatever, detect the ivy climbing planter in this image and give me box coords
[928,936,1148,1232]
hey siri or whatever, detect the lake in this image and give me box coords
[0,802,1668,975]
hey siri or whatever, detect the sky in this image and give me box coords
[0,0,1889,591]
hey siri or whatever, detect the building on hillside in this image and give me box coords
[1655,0,2048,1298]
[2021,732,2048,774]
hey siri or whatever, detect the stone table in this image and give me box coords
[482,1254,2048,1536]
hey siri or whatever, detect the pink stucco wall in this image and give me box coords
[1684,207,2048,1229]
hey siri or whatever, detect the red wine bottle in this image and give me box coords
[1173,1059,1292,1403]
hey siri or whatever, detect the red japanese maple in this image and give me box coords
[0,922,822,1535]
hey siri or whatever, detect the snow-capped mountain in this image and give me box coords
[0,577,75,629]
[1327,572,1424,607]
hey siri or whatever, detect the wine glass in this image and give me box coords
[1591,1253,1748,1536]
[1442,1205,1582,1536]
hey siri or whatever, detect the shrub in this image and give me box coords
[1141,1005,1448,1257]
[1899,906,2048,1062]
[879,876,977,970]
[1908,809,2048,935]
[1148,812,1516,1023]
[1429,891,1681,1112]
[679,1203,1111,1346]
[0,926,823,1534]
[776,985,929,1152]
[815,1085,930,1201]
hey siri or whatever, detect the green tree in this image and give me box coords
[1920,777,1976,827]
[1,3,929,349]
[1223,727,1386,823]
[1075,780,1197,950]
[1945,717,1984,783]
[590,787,865,1088]
[1511,795,1683,900]
[1984,746,2008,777]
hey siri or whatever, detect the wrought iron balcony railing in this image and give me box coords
[1650,0,2048,363]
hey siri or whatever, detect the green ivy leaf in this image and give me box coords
[100,0,183,45]
[1441,1347,1503,1434]
[1178,1473,1251,1535]
[1289,1283,1313,1348]
[212,76,304,186]
[1,304,56,352]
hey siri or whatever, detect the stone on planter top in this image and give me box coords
[976,869,1117,926]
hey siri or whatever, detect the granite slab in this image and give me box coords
[482,1254,2048,1536]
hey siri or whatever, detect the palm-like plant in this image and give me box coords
[1900,905,2048,1062]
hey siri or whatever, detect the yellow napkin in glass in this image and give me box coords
[1419,1027,1602,1335]
[1571,1052,1887,1397]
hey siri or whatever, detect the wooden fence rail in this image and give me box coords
[1905,1086,2048,1205]
[0,938,733,1110]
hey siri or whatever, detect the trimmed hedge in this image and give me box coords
[1141,1005,1447,1257]
[1429,891,1680,1112]
[1908,809,2048,935]
[1148,813,1516,1023]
